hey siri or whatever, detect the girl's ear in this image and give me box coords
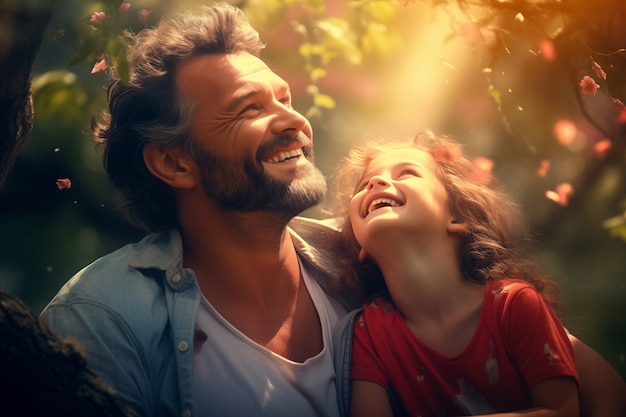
[358,247,368,263]
[143,143,197,189]
[447,219,470,235]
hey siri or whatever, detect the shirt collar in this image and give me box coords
[124,218,346,295]
[127,228,184,271]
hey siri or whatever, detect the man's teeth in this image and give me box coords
[265,148,303,163]
[367,198,401,214]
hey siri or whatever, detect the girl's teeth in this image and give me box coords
[367,198,401,214]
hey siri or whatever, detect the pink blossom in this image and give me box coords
[138,9,152,24]
[480,28,497,48]
[591,61,607,80]
[613,98,626,123]
[430,144,462,165]
[537,159,550,177]
[56,178,72,190]
[594,139,612,159]
[91,59,108,74]
[470,157,494,184]
[545,183,573,207]
[119,2,131,15]
[539,39,556,62]
[553,119,577,145]
[579,75,600,96]
[90,11,106,24]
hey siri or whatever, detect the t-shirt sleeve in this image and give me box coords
[351,309,390,389]
[498,283,579,389]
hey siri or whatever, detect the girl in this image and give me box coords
[332,131,579,417]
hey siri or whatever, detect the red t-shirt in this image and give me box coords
[351,279,579,416]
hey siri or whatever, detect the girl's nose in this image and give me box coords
[368,175,390,190]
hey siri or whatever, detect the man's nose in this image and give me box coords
[272,104,309,136]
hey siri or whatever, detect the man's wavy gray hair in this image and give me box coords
[93,2,265,232]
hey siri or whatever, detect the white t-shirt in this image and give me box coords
[193,261,344,417]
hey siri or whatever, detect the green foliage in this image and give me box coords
[604,211,626,241]
[32,71,87,125]
[65,0,145,82]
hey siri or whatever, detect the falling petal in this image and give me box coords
[56,178,72,190]
[539,39,556,62]
[554,120,577,145]
[470,157,494,184]
[537,159,550,177]
[91,59,108,74]
[546,183,573,206]
[545,190,561,204]
[138,9,152,24]
[612,99,626,124]
[556,183,573,196]
[119,2,131,15]
[594,139,612,159]
[431,144,462,165]
[90,11,106,24]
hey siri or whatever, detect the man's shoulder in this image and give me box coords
[288,216,340,256]
[289,216,359,312]
[288,216,340,270]
[45,230,180,307]
[288,216,341,235]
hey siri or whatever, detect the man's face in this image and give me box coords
[176,52,326,215]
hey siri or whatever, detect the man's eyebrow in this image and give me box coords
[226,88,259,113]
[226,81,291,112]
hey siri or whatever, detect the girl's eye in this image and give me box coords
[399,169,420,178]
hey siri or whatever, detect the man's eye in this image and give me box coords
[241,104,260,113]
[279,97,291,107]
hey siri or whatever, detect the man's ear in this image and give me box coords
[447,219,470,235]
[143,143,197,189]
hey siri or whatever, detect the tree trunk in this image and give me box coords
[0,2,55,187]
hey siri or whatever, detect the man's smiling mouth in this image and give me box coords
[263,147,303,163]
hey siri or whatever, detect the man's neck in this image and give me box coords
[180,208,299,296]
[178,208,323,361]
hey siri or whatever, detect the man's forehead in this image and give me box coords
[176,52,284,102]
[178,53,272,85]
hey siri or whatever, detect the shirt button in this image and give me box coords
[178,340,189,352]
[182,409,192,417]
[171,273,181,284]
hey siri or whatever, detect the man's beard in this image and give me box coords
[190,136,327,217]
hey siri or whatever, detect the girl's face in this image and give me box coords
[349,148,454,256]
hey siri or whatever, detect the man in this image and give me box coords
[41,3,349,416]
[41,3,626,417]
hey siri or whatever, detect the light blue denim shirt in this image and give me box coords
[41,217,353,417]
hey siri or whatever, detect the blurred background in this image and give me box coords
[1,0,625,379]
